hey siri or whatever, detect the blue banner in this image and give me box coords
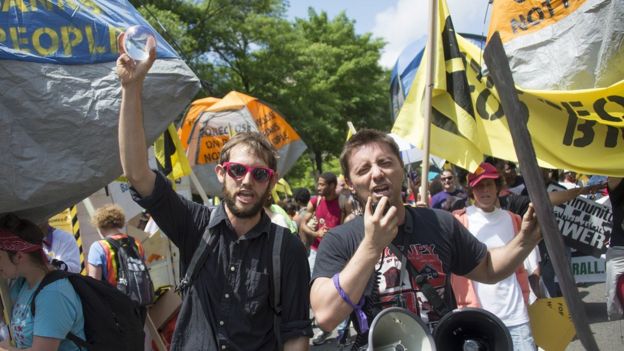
[0,0,178,64]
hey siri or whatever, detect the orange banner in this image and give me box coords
[488,0,588,42]
[180,91,302,166]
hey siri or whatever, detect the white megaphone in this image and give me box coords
[367,307,436,351]
[434,308,513,350]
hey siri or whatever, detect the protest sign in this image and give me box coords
[488,0,624,91]
[529,297,575,351]
[570,255,606,284]
[180,91,306,195]
[0,0,200,220]
[549,184,612,257]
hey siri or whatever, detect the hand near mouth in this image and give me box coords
[363,196,398,252]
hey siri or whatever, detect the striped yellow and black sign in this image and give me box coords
[69,206,86,275]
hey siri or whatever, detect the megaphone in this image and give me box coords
[434,308,512,350]
[367,307,436,351]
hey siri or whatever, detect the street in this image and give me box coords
[310,282,624,350]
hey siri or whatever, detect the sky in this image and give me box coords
[287,0,492,68]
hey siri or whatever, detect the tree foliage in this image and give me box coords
[130,0,391,178]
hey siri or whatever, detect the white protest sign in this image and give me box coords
[555,254,606,284]
[107,181,144,222]
[570,255,606,284]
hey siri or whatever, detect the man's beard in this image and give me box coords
[222,184,270,219]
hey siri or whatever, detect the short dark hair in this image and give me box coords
[294,188,311,205]
[319,172,337,186]
[219,132,278,171]
[340,129,403,179]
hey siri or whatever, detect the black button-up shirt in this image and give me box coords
[132,171,312,350]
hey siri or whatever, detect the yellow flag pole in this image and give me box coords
[420,0,437,205]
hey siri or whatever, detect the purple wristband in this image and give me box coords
[332,273,369,333]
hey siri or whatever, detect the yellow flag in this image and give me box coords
[346,121,357,141]
[528,298,575,350]
[272,178,293,203]
[154,124,193,181]
[392,0,624,175]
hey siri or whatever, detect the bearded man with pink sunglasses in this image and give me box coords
[115,38,312,351]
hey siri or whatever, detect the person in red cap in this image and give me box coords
[0,213,85,351]
[451,162,538,350]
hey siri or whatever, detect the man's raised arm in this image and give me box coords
[116,33,156,197]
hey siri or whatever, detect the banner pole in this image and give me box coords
[419,0,437,204]
[484,32,599,351]
[189,171,210,205]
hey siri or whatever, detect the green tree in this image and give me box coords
[266,9,391,173]
[130,1,391,178]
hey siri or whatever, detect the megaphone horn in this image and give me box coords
[434,308,512,351]
[367,307,436,351]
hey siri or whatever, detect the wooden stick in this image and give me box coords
[189,171,210,205]
[483,32,598,351]
[419,0,437,204]
[146,313,168,351]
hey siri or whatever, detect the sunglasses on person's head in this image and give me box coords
[222,162,274,182]
[441,176,454,181]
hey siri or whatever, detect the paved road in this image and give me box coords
[566,283,623,350]
[310,282,624,350]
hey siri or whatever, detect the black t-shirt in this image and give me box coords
[609,179,624,247]
[498,193,531,217]
[132,171,312,350]
[312,206,487,335]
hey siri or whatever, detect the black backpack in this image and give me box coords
[105,236,155,306]
[31,270,145,351]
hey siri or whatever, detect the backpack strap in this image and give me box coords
[31,270,69,316]
[105,236,140,257]
[104,236,132,283]
[177,210,215,294]
[31,270,88,349]
[272,225,285,350]
[311,196,322,213]
[104,235,141,282]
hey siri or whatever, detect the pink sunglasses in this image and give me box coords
[222,162,274,182]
